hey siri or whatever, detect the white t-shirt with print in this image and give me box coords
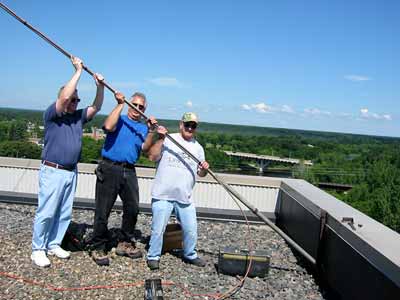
[151,133,205,204]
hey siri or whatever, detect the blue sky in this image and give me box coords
[0,0,399,137]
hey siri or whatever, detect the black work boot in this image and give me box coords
[91,249,109,266]
[183,256,206,267]
[147,260,160,270]
[116,241,143,259]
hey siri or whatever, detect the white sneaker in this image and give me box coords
[48,246,70,259]
[31,250,51,267]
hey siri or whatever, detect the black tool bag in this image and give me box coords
[61,222,91,252]
[218,247,271,278]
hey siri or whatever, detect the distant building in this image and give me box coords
[28,137,44,148]
[26,121,35,133]
[83,126,105,140]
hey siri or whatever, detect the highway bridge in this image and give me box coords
[224,150,313,173]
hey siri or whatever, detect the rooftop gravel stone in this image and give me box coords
[0,203,325,300]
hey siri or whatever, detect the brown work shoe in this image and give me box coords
[91,249,109,266]
[116,241,143,259]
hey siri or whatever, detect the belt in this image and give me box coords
[42,160,76,171]
[102,158,135,169]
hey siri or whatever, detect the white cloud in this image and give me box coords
[304,108,320,115]
[338,112,353,119]
[241,103,295,114]
[360,108,392,120]
[344,75,371,82]
[148,77,183,88]
[241,102,395,123]
[253,103,270,113]
[240,101,393,123]
[304,108,331,116]
[280,105,295,113]
[240,102,271,113]
[185,100,193,108]
[383,114,392,121]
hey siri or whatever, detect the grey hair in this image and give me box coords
[131,92,147,107]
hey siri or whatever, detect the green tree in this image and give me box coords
[80,137,103,163]
[8,120,28,141]
[0,141,41,159]
[0,121,10,141]
[344,157,400,232]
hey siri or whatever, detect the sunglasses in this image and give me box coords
[184,122,197,130]
[132,103,145,111]
[70,98,80,103]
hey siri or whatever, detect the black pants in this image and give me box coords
[91,160,140,250]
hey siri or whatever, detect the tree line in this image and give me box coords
[1,108,399,232]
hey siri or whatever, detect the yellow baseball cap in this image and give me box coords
[181,112,199,123]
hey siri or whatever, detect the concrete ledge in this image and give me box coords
[278,179,400,300]
[0,190,274,223]
[0,156,282,188]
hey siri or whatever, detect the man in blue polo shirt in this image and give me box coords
[90,91,159,266]
[31,56,105,268]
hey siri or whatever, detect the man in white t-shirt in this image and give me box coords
[146,112,209,270]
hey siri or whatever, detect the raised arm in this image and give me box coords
[142,116,158,153]
[146,125,168,161]
[86,73,105,120]
[103,92,125,132]
[56,56,83,115]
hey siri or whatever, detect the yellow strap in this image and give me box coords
[222,253,270,262]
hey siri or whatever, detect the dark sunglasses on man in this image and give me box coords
[184,121,197,130]
[132,103,145,111]
[70,98,80,103]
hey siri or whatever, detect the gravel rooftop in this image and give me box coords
[0,202,325,299]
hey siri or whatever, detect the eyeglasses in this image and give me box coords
[184,122,197,130]
[70,98,80,103]
[132,103,145,111]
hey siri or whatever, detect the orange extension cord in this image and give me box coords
[1,192,254,299]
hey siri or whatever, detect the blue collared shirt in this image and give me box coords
[41,102,88,167]
[101,115,148,164]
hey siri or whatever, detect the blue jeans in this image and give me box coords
[32,164,77,251]
[147,199,198,261]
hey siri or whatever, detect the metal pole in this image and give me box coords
[0,1,316,266]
